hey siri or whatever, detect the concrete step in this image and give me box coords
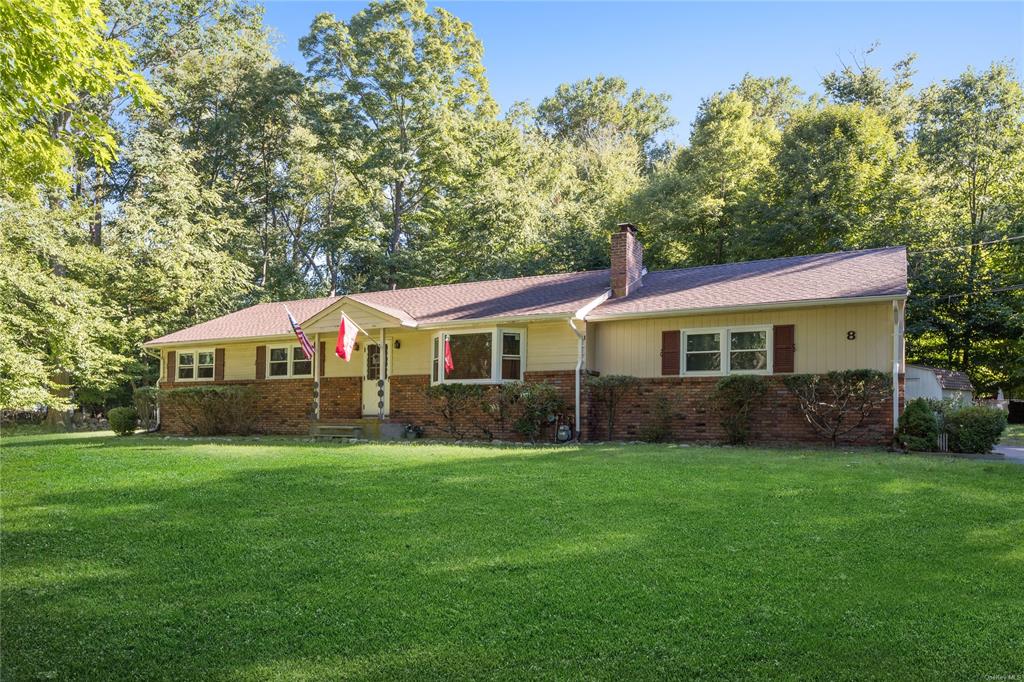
[312,423,364,439]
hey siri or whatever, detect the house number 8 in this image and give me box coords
[847,330,857,340]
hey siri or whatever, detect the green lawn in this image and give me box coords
[1001,423,1024,446]
[2,433,1023,680]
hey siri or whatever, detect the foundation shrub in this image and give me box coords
[159,386,257,436]
[783,370,892,446]
[711,375,767,444]
[588,375,641,440]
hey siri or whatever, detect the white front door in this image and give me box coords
[362,342,390,416]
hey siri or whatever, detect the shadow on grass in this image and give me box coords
[4,444,1024,679]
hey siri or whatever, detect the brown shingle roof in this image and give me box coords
[913,366,975,392]
[146,297,338,345]
[349,270,611,325]
[588,246,908,318]
[145,247,907,346]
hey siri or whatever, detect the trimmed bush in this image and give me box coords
[513,382,565,443]
[946,405,1007,454]
[784,370,892,446]
[133,387,159,432]
[897,398,940,451]
[159,386,257,436]
[588,375,640,440]
[424,383,485,439]
[108,407,138,436]
[711,375,767,444]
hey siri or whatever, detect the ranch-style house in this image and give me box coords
[146,224,908,443]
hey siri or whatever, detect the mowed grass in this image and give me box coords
[2,434,1023,680]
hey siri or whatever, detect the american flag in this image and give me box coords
[286,308,315,359]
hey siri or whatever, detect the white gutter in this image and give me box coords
[568,318,585,441]
[584,294,909,322]
[574,289,612,320]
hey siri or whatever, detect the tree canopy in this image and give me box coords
[1,0,1021,410]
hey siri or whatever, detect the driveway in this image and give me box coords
[994,443,1024,464]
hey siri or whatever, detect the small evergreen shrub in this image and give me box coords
[588,375,641,440]
[478,383,523,440]
[784,370,892,446]
[897,398,939,451]
[108,407,138,436]
[946,405,1007,454]
[514,382,566,443]
[711,375,767,444]
[424,383,485,439]
[133,387,159,431]
[640,397,674,443]
[159,386,258,435]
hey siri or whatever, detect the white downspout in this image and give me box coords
[568,318,585,441]
[892,300,904,433]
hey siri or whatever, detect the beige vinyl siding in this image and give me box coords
[590,302,894,377]
[223,342,258,380]
[304,299,403,335]
[388,330,432,376]
[525,320,579,372]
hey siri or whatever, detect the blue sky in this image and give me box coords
[262,1,1023,143]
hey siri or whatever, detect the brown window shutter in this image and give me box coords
[255,345,266,380]
[319,341,326,377]
[661,330,681,375]
[773,325,795,373]
[166,351,176,383]
[214,348,225,381]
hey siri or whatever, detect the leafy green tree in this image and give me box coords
[631,92,778,267]
[730,74,805,129]
[105,130,253,354]
[823,47,919,137]
[754,104,925,256]
[537,75,675,168]
[301,0,495,289]
[0,0,155,201]
[0,202,127,409]
[910,62,1024,389]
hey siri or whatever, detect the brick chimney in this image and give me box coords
[610,223,644,298]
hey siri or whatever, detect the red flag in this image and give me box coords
[336,313,358,361]
[443,335,454,374]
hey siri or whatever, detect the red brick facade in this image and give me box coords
[586,374,903,445]
[159,379,316,435]
[319,376,362,421]
[159,371,902,445]
[388,371,580,440]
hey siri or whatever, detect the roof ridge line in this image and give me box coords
[646,245,907,277]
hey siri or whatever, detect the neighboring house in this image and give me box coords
[905,365,975,404]
[146,225,908,444]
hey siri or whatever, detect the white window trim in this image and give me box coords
[680,325,773,376]
[175,348,215,382]
[431,327,526,385]
[266,345,314,379]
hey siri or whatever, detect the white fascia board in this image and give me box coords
[584,294,908,322]
[144,333,295,349]
[414,312,577,330]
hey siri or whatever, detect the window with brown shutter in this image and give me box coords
[255,345,266,380]
[214,348,225,381]
[773,324,795,373]
[166,351,176,383]
[319,341,326,377]
[661,330,680,375]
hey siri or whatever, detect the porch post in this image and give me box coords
[314,332,320,421]
[378,327,386,419]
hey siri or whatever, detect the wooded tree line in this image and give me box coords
[1,0,1021,411]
